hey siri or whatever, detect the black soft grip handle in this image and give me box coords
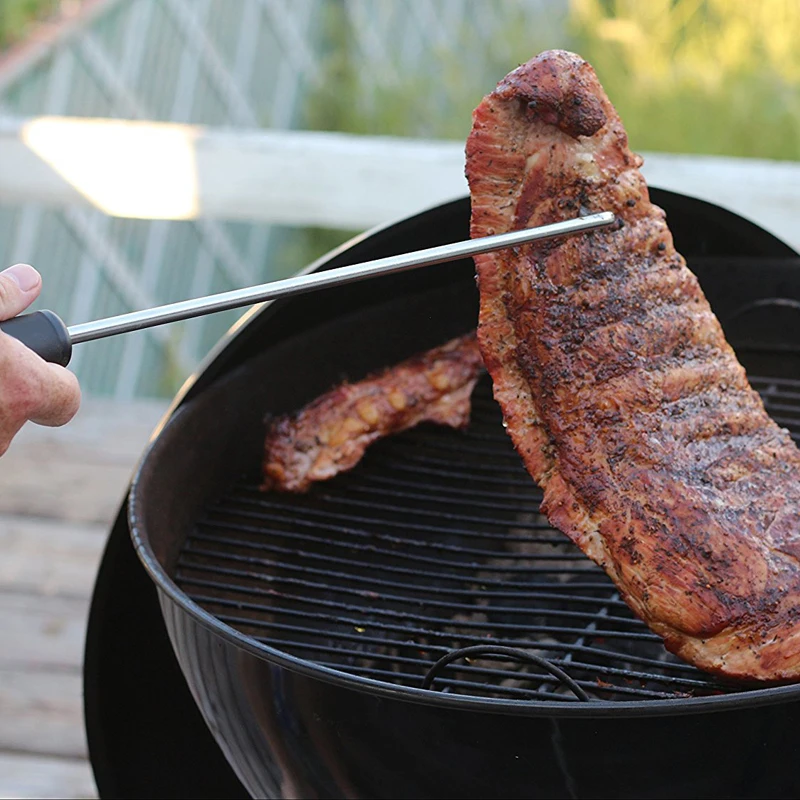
[0,310,72,367]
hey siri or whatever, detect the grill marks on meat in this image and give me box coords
[262,333,483,493]
[466,49,800,681]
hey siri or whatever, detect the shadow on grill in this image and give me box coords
[173,373,797,704]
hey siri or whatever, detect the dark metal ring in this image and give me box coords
[421,644,591,702]
[725,297,800,322]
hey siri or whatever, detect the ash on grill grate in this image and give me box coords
[175,374,800,703]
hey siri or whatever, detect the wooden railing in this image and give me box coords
[2,114,800,251]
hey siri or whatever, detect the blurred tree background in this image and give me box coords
[3,0,800,397]
[570,0,800,161]
[0,0,61,50]
[303,0,800,161]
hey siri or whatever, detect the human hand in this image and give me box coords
[0,264,81,455]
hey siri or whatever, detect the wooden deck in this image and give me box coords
[0,399,168,799]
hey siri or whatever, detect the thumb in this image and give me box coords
[0,264,42,321]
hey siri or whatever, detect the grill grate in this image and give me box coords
[175,374,800,703]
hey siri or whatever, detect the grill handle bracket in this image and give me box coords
[421,645,591,702]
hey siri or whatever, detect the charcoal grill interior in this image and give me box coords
[174,367,800,704]
[128,191,800,712]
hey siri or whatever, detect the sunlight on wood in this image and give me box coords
[21,116,199,219]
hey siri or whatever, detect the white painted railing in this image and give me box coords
[2,115,800,252]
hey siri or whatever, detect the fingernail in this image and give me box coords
[2,264,41,292]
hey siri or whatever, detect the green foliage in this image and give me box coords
[0,0,59,51]
[569,0,800,160]
[303,0,800,162]
[303,1,557,142]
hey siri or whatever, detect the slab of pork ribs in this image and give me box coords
[466,49,800,681]
[262,333,482,493]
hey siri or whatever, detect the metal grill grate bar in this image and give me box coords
[329,486,545,516]
[320,664,589,701]
[195,519,600,576]
[346,472,546,505]
[228,492,556,534]
[359,460,538,486]
[179,585,658,641]
[241,635,716,692]
[181,587,708,678]
[178,565,646,631]
[181,541,625,602]
[200,509,589,560]
[189,597,710,682]
[368,449,531,477]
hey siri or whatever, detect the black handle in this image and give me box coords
[0,310,72,367]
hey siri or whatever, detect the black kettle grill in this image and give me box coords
[84,189,800,799]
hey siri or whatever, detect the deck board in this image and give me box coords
[0,669,87,759]
[0,399,168,798]
[0,398,168,524]
[0,515,106,596]
[0,752,98,799]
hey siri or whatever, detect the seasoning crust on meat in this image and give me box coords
[262,333,483,493]
[466,49,800,681]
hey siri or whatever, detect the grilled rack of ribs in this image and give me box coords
[466,49,800,681]
[262,333,483,493]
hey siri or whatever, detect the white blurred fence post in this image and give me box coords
[3,117,800,252]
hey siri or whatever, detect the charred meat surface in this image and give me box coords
[466,49,800,681]
[262,333,483,492]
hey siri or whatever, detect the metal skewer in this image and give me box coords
[0,211,615,366]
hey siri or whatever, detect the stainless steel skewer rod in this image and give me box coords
[67,212,614,345]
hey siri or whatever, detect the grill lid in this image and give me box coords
[174,373,800,704]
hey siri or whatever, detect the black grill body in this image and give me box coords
[125,192,800,798]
